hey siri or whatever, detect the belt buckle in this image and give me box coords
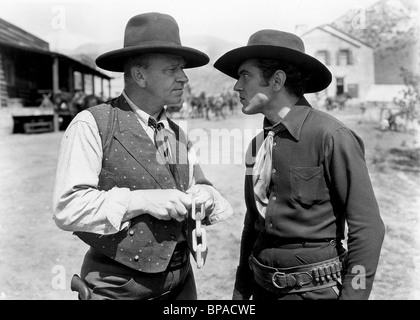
[272,271,287,289]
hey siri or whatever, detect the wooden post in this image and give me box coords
[68,65,74,92]
[0,51,2,109]
[101,78,104,98]
[92,75,95,96]
[81,72,85,92]
[52,56,60,132]
[52,56,59,95]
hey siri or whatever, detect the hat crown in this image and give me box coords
[95,12,209,72]
[247,29,305,53]
[124,12,182,48]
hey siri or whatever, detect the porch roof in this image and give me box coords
[0,40,111,80]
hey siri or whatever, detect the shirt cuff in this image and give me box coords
[104,187,131,233]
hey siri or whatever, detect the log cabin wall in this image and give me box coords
[0,51,8,108]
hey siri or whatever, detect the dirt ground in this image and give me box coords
[0,106,419,300]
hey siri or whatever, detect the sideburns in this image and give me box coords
[258,69,272,87]
[259,76,270,87]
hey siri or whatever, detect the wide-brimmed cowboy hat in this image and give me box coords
[214,29,332,93]
[96,12,209,72]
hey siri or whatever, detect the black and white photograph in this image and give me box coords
[0,0,419,303]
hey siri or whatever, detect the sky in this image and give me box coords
[0,0,382,52]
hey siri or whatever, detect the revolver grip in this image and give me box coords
[70,274,91,300]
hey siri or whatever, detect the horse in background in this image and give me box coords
[45,90,106,122]
[67,91,104,116]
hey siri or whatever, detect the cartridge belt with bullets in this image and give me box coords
[249,251,348,294]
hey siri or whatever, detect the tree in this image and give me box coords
[393,68,420,122]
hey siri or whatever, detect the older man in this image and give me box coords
[214,29,385,300]
[53,12,232,300]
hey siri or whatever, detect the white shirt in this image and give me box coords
[52,94,232,235]
[122,91,175,144]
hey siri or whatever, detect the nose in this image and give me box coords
[177,69,189,84]
[233,79,242,92]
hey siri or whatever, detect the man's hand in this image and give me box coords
[126,189,193,222]
[186,184,215,218]
[232,287,252,300]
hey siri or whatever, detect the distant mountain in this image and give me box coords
[69,35,241,63]
[65,35,241,97]
[68,40,122,61]
[331,0,419,84]
[183,35,241,62]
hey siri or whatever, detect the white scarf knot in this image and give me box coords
[252,131,275,218]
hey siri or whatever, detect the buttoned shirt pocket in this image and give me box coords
[290,165,325,207]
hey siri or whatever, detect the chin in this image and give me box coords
[241,107,252,115]
[242,105,259,115]
[167,98,182,106]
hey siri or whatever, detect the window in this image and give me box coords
[336,77,344,95]
[337,49,353,66]
[315,50,331,65]
[73,71,83,91]
[84,74,93,95]
[347,84,359,98]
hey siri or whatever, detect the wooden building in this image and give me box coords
[0,17,112,133]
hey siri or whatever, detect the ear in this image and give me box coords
[131,66,147,88]
[273,70,286,92]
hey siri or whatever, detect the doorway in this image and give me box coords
[336,77,344,95]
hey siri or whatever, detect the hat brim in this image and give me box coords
[213,45,332,93]
[96,44,210,72]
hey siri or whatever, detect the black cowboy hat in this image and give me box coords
[96,12,209,72]
[214,29,332,93]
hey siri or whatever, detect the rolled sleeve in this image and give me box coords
[105,187,132,232]
[53,111,132,235]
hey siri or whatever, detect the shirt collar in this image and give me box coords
[263,96,312,141]
[122,90,174,134]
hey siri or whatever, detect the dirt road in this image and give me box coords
[0,109,418,300]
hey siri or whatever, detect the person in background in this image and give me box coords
[214,29,385,300]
